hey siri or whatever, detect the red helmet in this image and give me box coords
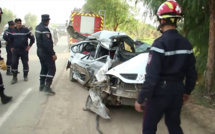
[157,0,182,19]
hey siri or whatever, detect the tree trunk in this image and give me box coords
[205,0,215,98]
[114,24,118,31]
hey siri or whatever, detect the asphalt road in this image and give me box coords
[0,36,213,134]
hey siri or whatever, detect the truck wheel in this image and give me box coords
[70,68,76,82]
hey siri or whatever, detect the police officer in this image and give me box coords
[35,14,57,95]
[0,7,12,104]
[134,1,197,134]
[3,20,15,75]
[10,18,35,84]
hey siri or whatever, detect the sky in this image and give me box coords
[0,0,86,24]
[0,0,155,26]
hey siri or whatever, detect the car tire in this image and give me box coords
[70,68,76,82]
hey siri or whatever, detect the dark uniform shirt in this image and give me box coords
[35,22,55,55]
[137,29,197,104]
[9,27,35,49]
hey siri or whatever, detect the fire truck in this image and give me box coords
[67,12,104,45]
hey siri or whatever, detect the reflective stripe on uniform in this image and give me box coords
[151,47,193,56]
[35,30,50,34]
[150,47,165,53]
[40,74,47,77]
[165,50,193,56]
[46,75,54,78]
[11,32,30,35]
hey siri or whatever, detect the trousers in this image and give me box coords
[142,94,184,134]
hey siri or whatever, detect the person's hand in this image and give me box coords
[11,48,14,53]
[26,46,31,51]
[52,55,57,61]
[183,94,190,104]
[134,101,143,112]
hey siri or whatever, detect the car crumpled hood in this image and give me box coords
[67,23,128,49]
[67,25,87,42]
[106,53,149,84]
[89,30,127,49]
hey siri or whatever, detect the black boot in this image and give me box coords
[11,72,17,84]
[43,81,55,96]
[0,90,12,104]
[39,85,45,91]
[24,71,28,81]
[6,67,13,76]
[39,77,45,92]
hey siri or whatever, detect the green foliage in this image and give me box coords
[82,0,132,31]
[0,8,14,33]
[24,13,37,33]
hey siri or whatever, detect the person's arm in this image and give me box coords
[135,40,164,112]
[8,32,14,50]
[3,30,9,42]
[41,29,55,56]
[27,30,35,47]
[183,50,197,104]
[185,52,197,94]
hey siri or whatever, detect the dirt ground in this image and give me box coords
[32,68,215,134]
[182,102,215,133]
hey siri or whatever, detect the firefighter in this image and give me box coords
[0,7,12,104]
[134,1,197,134]
[3,20,15,75]
[35,14,56,96]
[10,18,35,84]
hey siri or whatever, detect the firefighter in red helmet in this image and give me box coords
[135,1,197,134]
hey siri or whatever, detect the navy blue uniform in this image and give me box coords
[137,29,197,134]
[35,22,56,85]
[3,28,13,70]
[9,27,35,77]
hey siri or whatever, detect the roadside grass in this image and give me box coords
[191,83,215,109]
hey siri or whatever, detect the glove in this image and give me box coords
[0,59,7,70]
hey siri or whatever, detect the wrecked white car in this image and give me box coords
[66,25,150,119]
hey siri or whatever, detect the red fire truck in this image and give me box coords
[67,12,104,44]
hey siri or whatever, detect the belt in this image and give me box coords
[160,76,184,81]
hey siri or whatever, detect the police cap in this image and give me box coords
[8,20,15,25]
[41,14,50,20]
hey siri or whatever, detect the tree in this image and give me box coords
[205,0,215,98]
[24,13,37,32]
[0,8,14,33]
[82,0,132,31]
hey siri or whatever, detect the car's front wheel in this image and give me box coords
[69,68,76,82]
